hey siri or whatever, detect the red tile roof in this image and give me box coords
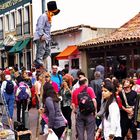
[78,12,140,49]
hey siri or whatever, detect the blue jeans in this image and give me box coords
[3,93,15,118]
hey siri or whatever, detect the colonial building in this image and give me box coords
[77,12,140,80]
[51,24,116,71]
[0,0,45,70]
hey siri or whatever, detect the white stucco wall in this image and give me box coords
[96,28,116,37]
[51,28,99,70]
[81,28,97,42]
[51,31,82,54]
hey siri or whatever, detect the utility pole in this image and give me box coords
[42,0,46,13]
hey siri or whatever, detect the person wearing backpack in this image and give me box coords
[90,71,103,128]
[90,71,103,112]
[1,74,16,120]
[15,82,31,125]
[72,77,96,140]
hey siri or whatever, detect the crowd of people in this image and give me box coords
[0,64,140,140]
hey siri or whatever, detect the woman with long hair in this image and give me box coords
[42,72,66,139]
[95,79,121,140]
[59,78,72,136]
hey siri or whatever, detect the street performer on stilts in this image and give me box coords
[33,1,60,71]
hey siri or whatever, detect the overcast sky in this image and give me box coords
[50,0,140,31]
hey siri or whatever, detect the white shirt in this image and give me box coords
[99,101,121,140]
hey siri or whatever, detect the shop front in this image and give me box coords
[85,43,140,81]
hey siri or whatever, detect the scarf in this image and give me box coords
[47,11,54,23]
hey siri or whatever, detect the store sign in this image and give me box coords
[0,0,22,9]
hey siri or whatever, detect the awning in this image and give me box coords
[16,38,30,52]
[56,45,78,60]
[9,41,23,53]
[56,46,78,60]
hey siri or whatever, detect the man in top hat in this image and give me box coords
[33,1,60,70]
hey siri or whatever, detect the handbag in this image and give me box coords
[47,130,58,140]
[122,90,134,119]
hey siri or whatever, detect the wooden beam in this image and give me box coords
[131,49,134,69]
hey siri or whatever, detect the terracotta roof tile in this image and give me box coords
[78,12,140,48]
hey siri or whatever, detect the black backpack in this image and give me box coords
[5,80,14,94]
[78,87,95,116]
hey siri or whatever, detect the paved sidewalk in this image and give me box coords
[13,107,140,140]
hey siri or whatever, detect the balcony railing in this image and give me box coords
[0,30,3,40]
[24,21,30,34]
[16,23,22,36]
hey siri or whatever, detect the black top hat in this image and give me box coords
[47,1,60,15]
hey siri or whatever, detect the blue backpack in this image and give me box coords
[18,86,29,100]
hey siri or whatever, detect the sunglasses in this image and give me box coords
[45,76,50,78]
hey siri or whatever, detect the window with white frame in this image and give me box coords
[0,17,3,30]
[24,6,29,22]
[17,9,22,25]
[5,15,9,31]
[10,12,15,30]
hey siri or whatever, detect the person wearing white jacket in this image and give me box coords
[95,79,121,140]
[1,75,16,120]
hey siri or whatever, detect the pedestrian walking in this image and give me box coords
[51,65,63,91]
[95,79,122,140]
[72,77,96,140]
[42,80,66,139]
[38,72,59,135]
[1,74,16,122]
[15,82,31,126]
[33,1,60,70]
[90,71,103,112]
[119,78,137,140]
[59,78,72,138]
